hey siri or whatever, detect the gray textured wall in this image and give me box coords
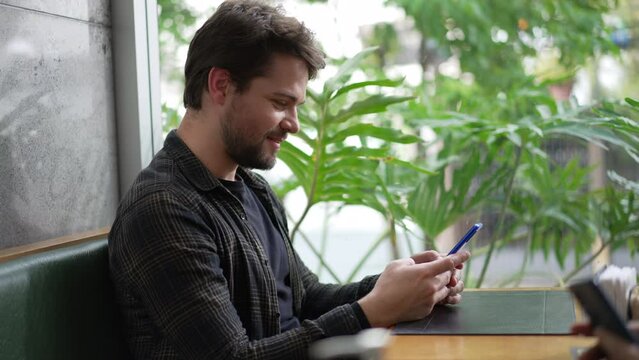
[0,0,118,248]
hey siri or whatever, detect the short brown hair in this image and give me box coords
[183,0,325,109]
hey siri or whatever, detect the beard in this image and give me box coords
[220,106,280,170]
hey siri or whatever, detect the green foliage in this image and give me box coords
[387,0,617,94]
[157,0,199,47]
[512,157,594,267]
[155,1,638,287]
[405,93,639,286]
[362,23,401,68]
[157,0,204,132]
[157,0,199,83]
[598,99,639,256]
[597,185,639,254]
[275,48,431,243]
[406,139,512,248]
[552,100,639,278]
[162,103,181,131]
[358,0,638,287]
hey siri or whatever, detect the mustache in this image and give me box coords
[265,128,288,141]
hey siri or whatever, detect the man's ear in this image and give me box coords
[206,67,232,105]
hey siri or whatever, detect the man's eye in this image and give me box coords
[273,100,287,108]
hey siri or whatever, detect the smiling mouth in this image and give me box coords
[266,134,287,144]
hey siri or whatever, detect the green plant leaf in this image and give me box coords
[328,123,421,144]
[332,78,404,100]
[330,95,415,124]
[277,142,311,186]
[625,97,639,108]
[324,47,379,94]
[325,146,389,160]
[383,158,435,175]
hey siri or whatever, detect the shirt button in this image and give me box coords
[240,214,246,220]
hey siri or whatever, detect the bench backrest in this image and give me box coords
[0,237,132,359]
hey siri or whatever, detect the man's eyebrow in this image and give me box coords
[273,92,305,105]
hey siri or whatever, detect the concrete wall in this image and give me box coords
[0,0,118,248]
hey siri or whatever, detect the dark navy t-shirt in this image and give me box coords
[220,177,300,331]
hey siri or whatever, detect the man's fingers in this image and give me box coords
[594,328,639,359]
[449,279,464,296]
[411,251,469,280]
[571,322,593,336]
[411,250,440,264]
[412,256,456,277]
[410,251,470,271]
[577,344,605,360]
[595,328,623,349]
[448,269,463,287]
[441,279,464,305]
[418,251,470,275]
[394,257,416,267]
[417,270,453,294]
[433,283,452,304]
[448,251,470,267]
[442,293,462,305]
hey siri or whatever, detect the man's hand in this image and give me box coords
[357,250,470,328]
[441,267,465,305]
[411,250,465,305]
[572,321,639,360]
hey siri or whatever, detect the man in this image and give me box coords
[108,1,470,358]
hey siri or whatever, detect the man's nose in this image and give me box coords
[280,107,300,134]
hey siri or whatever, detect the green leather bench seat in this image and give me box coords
[0,238,132,359]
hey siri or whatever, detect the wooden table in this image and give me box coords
[384,288,597,359]
[384,334,596,359]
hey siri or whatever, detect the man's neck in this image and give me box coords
[176,109,238,181]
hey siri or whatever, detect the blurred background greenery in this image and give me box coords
[157,0,639,287]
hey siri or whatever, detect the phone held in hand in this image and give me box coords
[569,278,639,344]
[447,223,482,256]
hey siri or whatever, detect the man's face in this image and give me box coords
[220,53,307,170]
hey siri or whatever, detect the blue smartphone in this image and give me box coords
[447,223,482,255]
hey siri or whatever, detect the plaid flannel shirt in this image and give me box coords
[109,131,378,359]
